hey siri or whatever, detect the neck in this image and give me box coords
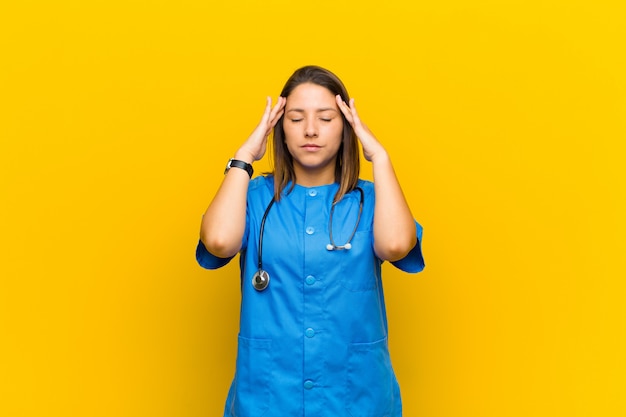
[294,166,336,187]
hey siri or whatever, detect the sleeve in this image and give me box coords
[390,220,425,273]
[195,239,234,270]
[195,186,252,270]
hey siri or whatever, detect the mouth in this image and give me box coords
[302,143,322,151]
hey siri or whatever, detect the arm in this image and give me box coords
[336,96,417,262]
[200,96,285,258]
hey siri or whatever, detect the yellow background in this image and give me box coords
[1,1,624,416]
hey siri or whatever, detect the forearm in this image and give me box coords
[333,95,417,261]
[200,152,253,258]
[371,151,417,262]
[199,97,285,258]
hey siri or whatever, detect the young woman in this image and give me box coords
[197,65,425,416]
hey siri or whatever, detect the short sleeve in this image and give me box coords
[195,239,234,270]
[390,220,425,273]
[195,178,262,270]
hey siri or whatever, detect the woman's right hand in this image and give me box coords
[235,96,286,163]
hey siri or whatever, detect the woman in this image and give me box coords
[197,65,425,416]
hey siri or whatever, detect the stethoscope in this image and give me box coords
[252,187,364,291]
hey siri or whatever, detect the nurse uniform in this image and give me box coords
[197,175,425,417]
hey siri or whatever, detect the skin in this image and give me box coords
[335,95,417,261]
[200,96,285,258]
[200,84,416,261]
[283,83,344,186]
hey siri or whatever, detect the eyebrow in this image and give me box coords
[286,107,339,114]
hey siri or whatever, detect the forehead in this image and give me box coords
[286,83,336,108]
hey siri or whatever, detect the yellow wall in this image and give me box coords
[1,1,624,416]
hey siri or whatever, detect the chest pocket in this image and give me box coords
[338,230,379,292]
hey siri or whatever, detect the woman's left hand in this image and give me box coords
[336,95,386,162]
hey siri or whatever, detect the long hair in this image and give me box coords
[272,65,359,203]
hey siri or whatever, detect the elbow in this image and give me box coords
[200,232,241,259]
[376,234,417,262]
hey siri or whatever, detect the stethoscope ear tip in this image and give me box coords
[326,242,353,251]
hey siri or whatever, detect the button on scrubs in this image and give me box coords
[196,176,425,417]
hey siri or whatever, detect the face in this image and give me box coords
[283,82,344,185]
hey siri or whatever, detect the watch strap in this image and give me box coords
[225,158,253,178]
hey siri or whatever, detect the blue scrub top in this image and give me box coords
[196,176,425,417]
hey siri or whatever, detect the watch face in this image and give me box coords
[224,159,233,175]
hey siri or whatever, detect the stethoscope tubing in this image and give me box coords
[253,186,364,291]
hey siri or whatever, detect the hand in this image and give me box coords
[236,96,286,163]
[336,95,386,162]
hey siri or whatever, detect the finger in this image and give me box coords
[268,97,286,127]
[263,97,284,132]
[336,95,354,124]
[259,96,273,125]
[267,109,285,134]
[335,94,349,112]
[269,96,286,120]
[348,98,362,126]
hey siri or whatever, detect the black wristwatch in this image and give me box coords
[224,158,253,178]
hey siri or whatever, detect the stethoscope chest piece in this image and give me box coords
[252,269,270,291]
[251,187,363,290]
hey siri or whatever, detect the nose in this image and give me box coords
[304,120,318,138]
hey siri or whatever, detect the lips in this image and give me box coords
[302,143,322,151]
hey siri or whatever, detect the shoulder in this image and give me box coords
[248,175,274,194]
[356,178,375,197]
[247,175,275,205]
[249,175,272,190]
